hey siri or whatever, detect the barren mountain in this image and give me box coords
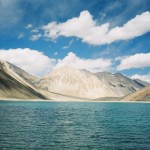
[95,72,145,97]
[121,86,150,101]
[133,79,150,87]
[0,61,148,100]
[5,61,38,85]
[0,60,46,100]
[34,66,145,99]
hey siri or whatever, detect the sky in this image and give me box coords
[0,0,150,82]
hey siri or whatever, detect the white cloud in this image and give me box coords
[55,52,112,72]
[31,28,39,33]
[0,49,112,75]
[42,10,150,45]
[0,48,56,76]
[107,11,150,42]
[30,33,42,41]
[131,74,150,83]
[18,32,24,39]
[25,24,33,29]
[117,53,150,70]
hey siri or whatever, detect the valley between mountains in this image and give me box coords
[0,60,150,102]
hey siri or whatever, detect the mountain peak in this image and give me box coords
[0,61,147,100]
[34,65,146,99]
[45,65,84,77]
[55,65,77,71]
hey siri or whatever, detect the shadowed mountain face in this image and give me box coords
[133,79,150,87]
[95,72,145,95]
[6,61,38,84]
[34,66,146,99]
[0,61,46,100]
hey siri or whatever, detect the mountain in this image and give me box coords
[0,60,46,100]
[133,79,150,87]
[121,86,150,101]
[34,66,145,99]
[0,61,148,101]
[6,61,38,85]
[95,72,145,96]
[34,66,115,99]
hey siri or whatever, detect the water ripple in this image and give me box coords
[0,101,150,150]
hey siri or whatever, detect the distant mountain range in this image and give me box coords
[0,60,149,101]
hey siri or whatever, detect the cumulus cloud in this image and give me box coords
[131,74,150,83]
[42,10,150,45]
[0,48,56,76]
[117,53,150,70]
[55,52,112,72]
[0,49,112,75]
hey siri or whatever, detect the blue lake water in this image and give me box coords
[0,101,150,150]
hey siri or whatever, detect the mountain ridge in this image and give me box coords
[34,65,146,99]
[0,60,149,101]
[0,60,46,100]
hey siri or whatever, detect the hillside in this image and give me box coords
[0,61,148,101]
[0,60,46,100]
[121,86,150,101]
[34,66,145,99]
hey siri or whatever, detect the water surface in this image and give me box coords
[0,101,150,150]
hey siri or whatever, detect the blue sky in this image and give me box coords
[0,0,150,82]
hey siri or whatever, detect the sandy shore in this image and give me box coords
[0,98,150,103]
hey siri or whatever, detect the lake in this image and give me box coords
[0,101,150,150]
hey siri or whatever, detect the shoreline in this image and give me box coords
[0,98,150,103]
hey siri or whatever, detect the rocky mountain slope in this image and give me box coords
[34,66,146,99]
[95,72,145,97]
[7,61,38,85]
[133,79,150,87]
[0,60,46,100]
[0,61,149,100]
[121,86,150,101]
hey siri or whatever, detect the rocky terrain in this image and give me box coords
[0,60,149,101]
[120,86,150,101]
[0,60,46,100]
[34,66,146,99]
